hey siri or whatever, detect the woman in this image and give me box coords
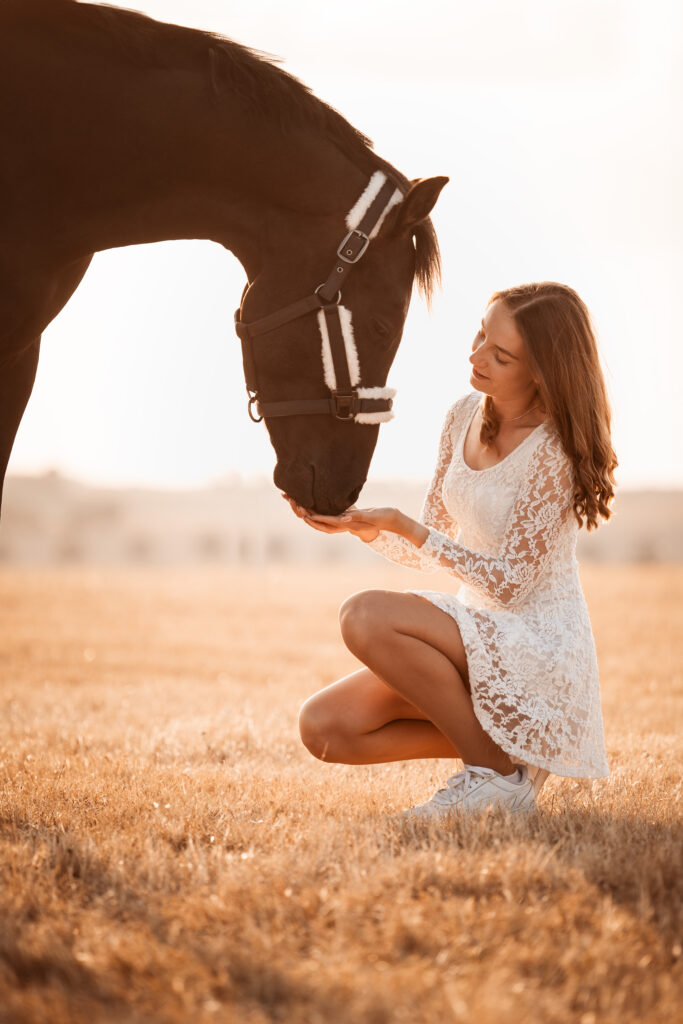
[286,282,618,818]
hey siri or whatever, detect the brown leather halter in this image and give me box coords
[234,173,403,423]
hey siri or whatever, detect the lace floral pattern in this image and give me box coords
[368,392,608,778]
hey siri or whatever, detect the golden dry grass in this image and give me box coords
[0,563,681,1024]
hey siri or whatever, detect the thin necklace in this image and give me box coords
[496,403,541,422]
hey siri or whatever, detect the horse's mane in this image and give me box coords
[4,0,441,299]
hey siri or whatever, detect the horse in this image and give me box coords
[0,0,447,516]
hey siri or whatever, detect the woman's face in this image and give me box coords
[469,299,538,400]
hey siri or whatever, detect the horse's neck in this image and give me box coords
[4,11,372,278]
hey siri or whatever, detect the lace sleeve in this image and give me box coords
[367,400,463,570]
[416,433,574,606]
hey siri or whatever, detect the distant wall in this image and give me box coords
[0,472,681,565]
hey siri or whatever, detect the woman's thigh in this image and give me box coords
[339,590,470,688]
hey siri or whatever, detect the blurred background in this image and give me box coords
[2,0,681,564]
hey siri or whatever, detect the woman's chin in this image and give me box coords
[470,372,491,394]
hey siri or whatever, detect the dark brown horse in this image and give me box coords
[0,0,447,515]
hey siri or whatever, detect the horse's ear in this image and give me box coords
[392,176,449,235]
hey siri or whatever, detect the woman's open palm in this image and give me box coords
[282,495,382,542]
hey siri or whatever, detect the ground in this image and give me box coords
[0,563,681,1024]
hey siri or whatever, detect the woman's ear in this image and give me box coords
[392,176,449,235]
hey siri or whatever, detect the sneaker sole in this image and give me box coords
[404,793,538,821]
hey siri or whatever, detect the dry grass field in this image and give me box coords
[0,563,681,1024]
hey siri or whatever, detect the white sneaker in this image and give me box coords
[405,764,537,820]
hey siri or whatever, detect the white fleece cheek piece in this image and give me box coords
[337,305,361,386]
[310,173,403,421]
[317,309,336,390]
[316,306,395,423]
[317,306,360,389]
[346,171,403,239]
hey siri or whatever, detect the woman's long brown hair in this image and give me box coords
[480,282,618,531]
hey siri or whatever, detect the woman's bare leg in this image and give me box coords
[299,666,461,764]
[337,589,514,775]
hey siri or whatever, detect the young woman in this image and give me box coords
[286,282,618,817]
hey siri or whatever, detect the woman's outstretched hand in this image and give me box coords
[281,496,429,547]
[282,495,384,542]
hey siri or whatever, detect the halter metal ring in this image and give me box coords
[315,283,342,304]
[247,392,263,423]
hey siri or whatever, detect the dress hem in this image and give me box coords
[406,587,610,780]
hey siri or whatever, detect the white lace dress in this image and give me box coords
[368,391,609,779]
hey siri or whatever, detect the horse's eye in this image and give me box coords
[372,317,389,337]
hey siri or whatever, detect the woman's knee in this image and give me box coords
[298,693,346,762]
[338,589,388,654]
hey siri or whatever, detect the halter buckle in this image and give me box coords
[333,391,357,420]
[337,229,370,264]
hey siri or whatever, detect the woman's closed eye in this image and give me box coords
[474,330,509,365]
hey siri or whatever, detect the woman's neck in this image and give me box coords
[488,390,544,426]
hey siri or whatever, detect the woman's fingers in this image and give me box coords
[282,494,348,525]
[280,494,375,539]
[281,493,311,519]
[306,513,351,525]
[338,507,397,531]
[303,517,345,534]
[282,494,365,533]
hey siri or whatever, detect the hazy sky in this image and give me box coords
[10,0,682,489]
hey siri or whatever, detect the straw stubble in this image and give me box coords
[0,564,680,1023]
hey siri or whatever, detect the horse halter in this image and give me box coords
[234,171,404,424]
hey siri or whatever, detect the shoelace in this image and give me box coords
[434,764,497,803]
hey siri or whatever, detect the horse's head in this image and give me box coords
[236,173,448,515]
